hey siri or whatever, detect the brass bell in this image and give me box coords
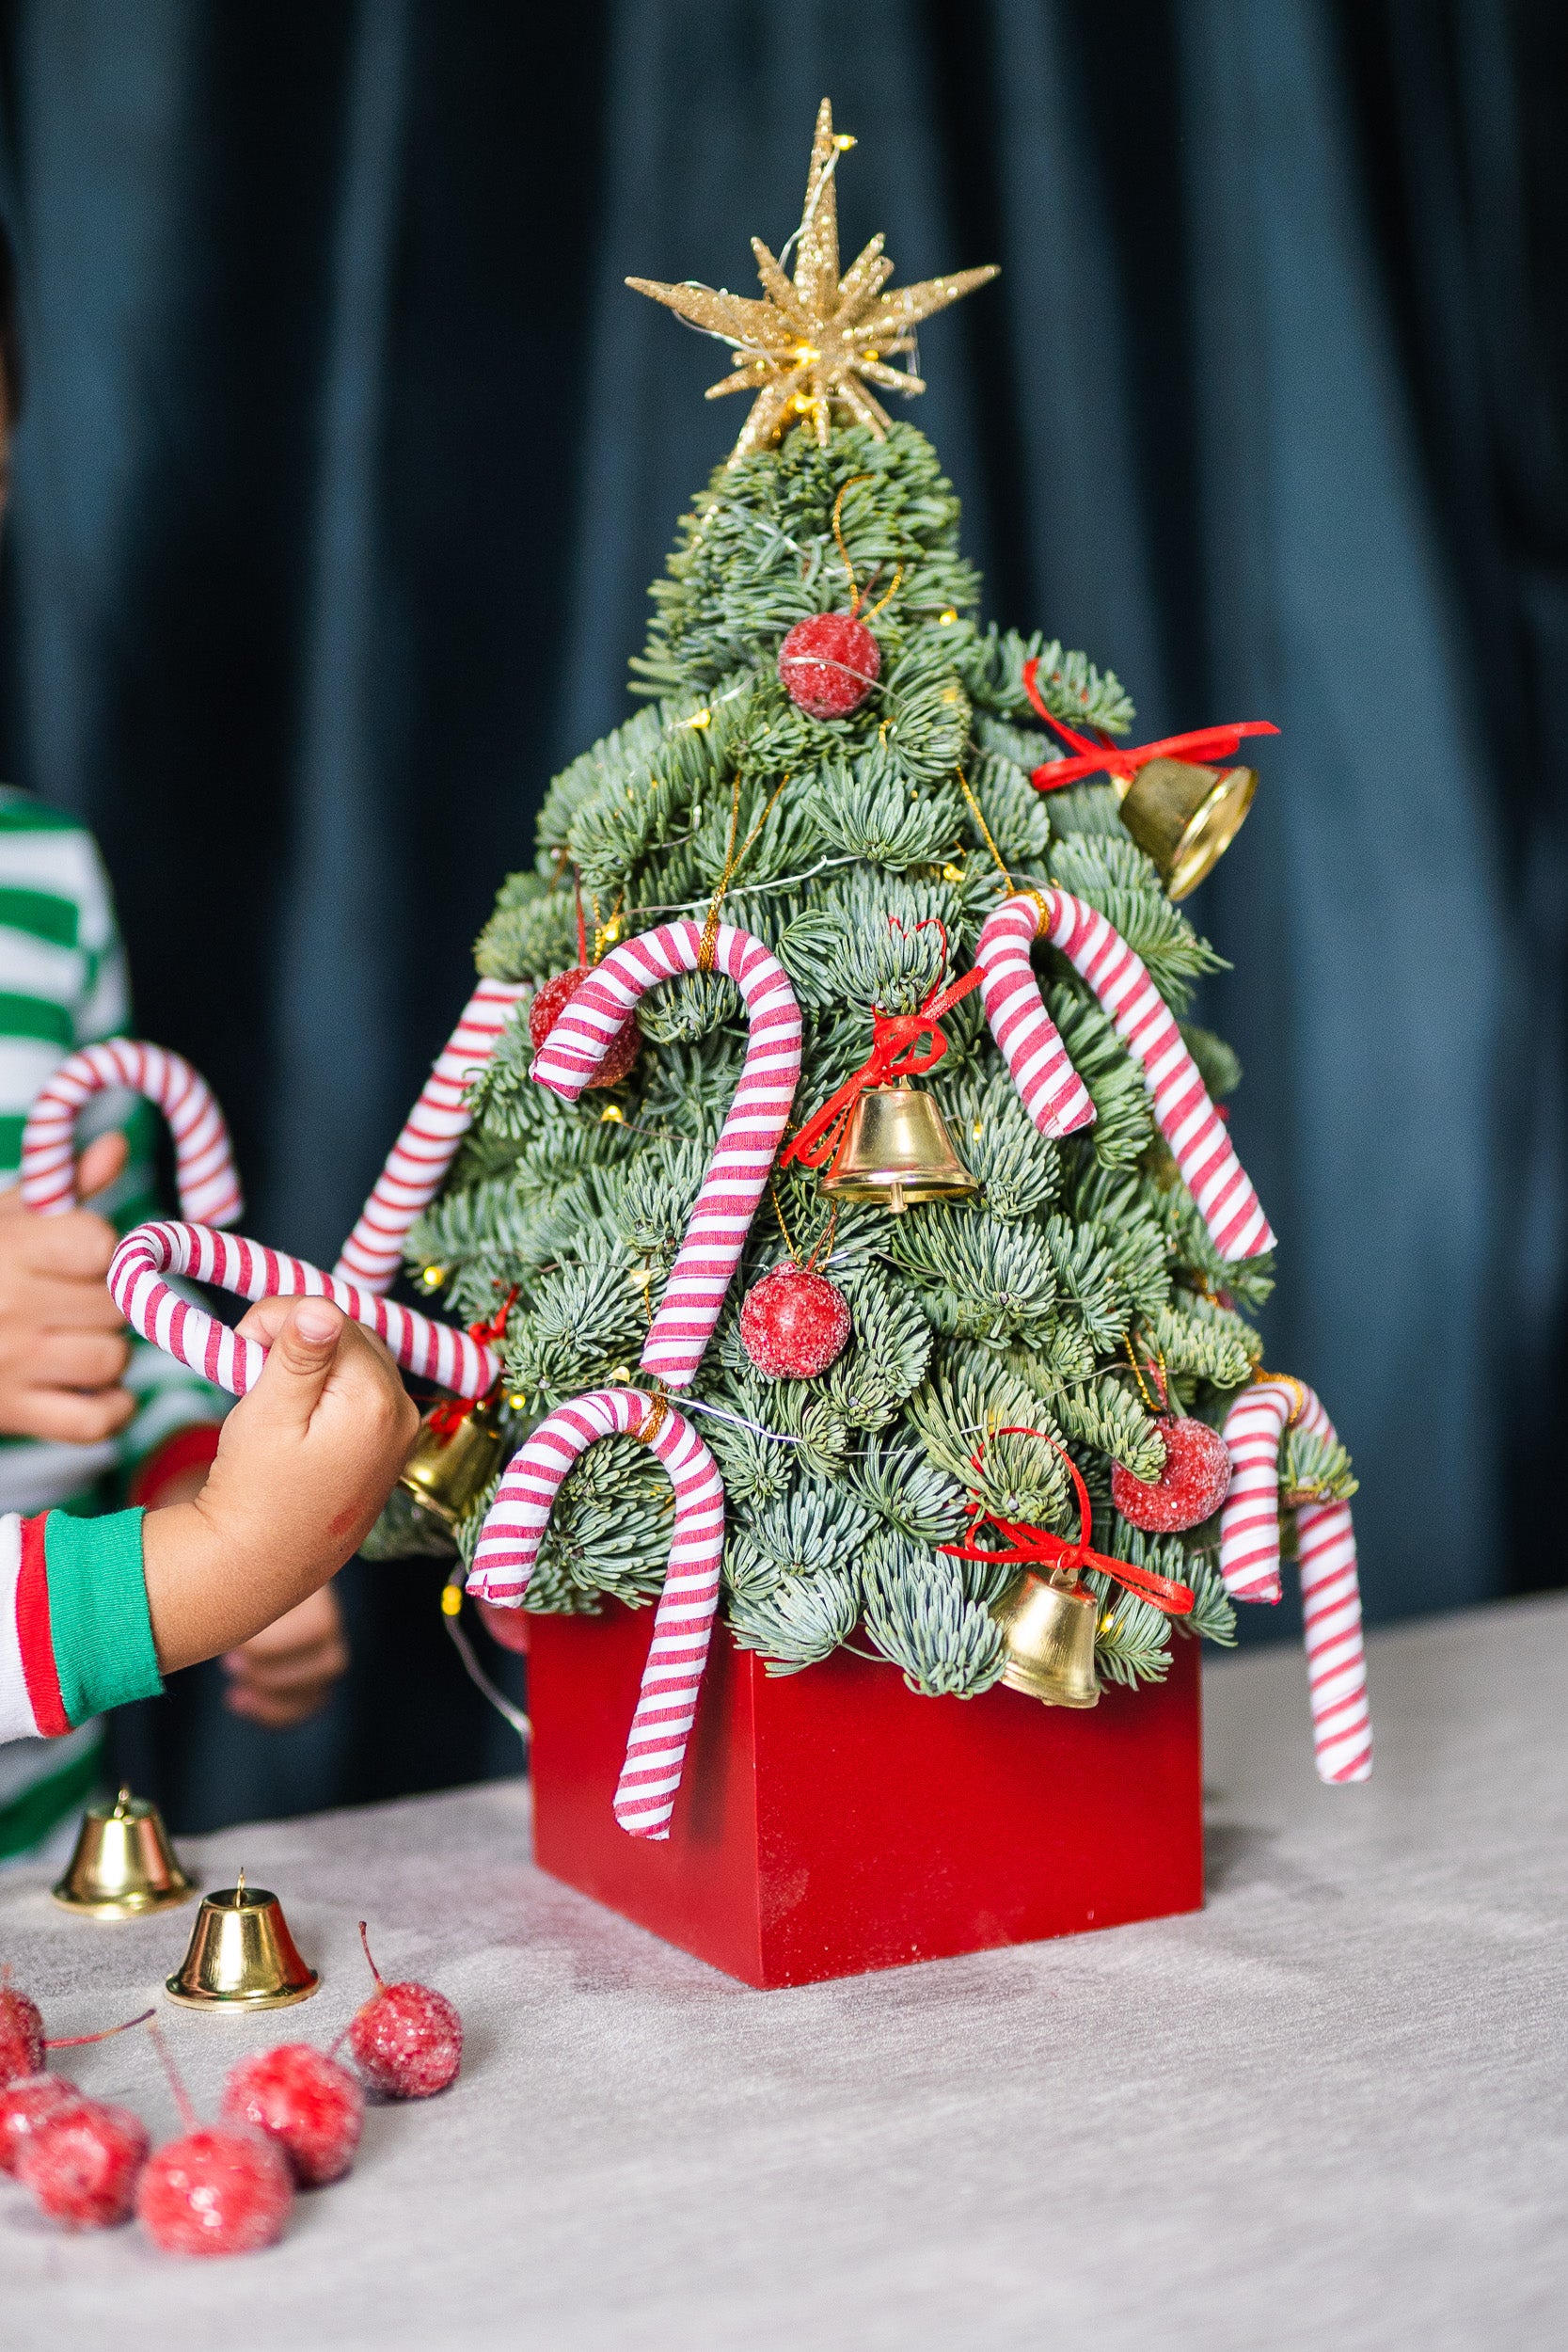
[990,1568,1101,1708]
[821,1082,981,1215]
[398,1397,506,1530]
[1115,755,1259,900]
[52,1786,194,1919]
[165,1868,320,2010]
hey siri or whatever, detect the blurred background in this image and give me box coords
[0,0,1562,1831]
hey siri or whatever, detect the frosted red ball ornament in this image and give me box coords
[778,612,881,719]
[137,2125,293,2257]
[0,1978,45,2087]
[19,2098,150,2230]
[740,1262,852,1380]
[1112,1414,1233,1534]
[346,1922,462,2101]
[529,967,641,1088]
[221,2043,365,2186]
[0,2074,76,2175]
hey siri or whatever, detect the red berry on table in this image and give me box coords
[221,2043,364,2187]
[347,1921,462,2100]
[1112,1414,1233,1534]
[528,967,641,1087]
[0,1977,45,2086]
[740,1263,852,1380]
[778,611,881,719]
[0,2074,78,2175]
[136,2127,293,2257]
[18,2098,149,2229]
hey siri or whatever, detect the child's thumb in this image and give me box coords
[254,1299,344,1424]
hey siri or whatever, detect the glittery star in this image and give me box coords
[627,99,998,464]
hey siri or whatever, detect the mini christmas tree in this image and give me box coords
[394,102,1357,1713]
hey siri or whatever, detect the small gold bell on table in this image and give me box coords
[990,1569,1101,1708]
[1115,756,1259,901]
[821,1082,980,1216]
[165,1869,319,2010]
[398,1397,506,1530]
[52,1787,194,1918]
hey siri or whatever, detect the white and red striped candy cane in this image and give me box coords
[531,922,801,1386]
[1220,1377,1371,1785]
[973,895,1096,1138]
[336,977,529,1292]
[108,1221,501,1400]
[974,890,1275,1261]
[21,1041,243,1227]
[469,1386,724,1839]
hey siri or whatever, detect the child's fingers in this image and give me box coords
[243,1297,346,1431]
[76,1130,131,1201]
[26,1331,132,1390]
[15,1384,139,1445]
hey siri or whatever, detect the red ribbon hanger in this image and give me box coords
[1021,656,1279,794]
[779,919,984,1173]
[427,1287,518,1438]
[939,1425,1196,1615]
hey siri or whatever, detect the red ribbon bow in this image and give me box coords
[779,920,984,1173]
[939,1425,1195,1615]
[1021,656,1278,794]
[427,1287,518,1438]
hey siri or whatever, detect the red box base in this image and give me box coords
[529,1607,1203,1989]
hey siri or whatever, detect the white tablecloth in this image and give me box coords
[3,1596,1565,2350]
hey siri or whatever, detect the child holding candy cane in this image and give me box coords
[0,1295,419,1752]
[0,222,348,1857]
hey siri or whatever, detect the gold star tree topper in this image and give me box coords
[627,99,998,464]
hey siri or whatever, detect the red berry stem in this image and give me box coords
[46,2007,155,2050]
[358,1920,386,1989]
[147,2018,199,2134]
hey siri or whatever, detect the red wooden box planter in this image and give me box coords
[529,1604,1203,1989]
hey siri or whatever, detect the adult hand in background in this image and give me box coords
[0,1128,135,1442]
[221,1582,352,1729]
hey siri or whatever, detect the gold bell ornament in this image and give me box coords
[52,1786,194,1918]
[940,1424,1198,1709]
[1021,654,1278,900]
[821,1081,980,1215]
[781,935,985,1215]
[165,1868,319,2010]
[399,1396,506,1530]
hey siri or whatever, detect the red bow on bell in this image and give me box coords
[940,1425,1196,1615]
[1021,656,1278,794]
[427,1287,518,1438]
[779,920,984,1173]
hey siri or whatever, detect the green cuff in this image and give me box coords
[44,1507,163,1725]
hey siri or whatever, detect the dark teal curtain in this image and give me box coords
[0,1,1560,1826]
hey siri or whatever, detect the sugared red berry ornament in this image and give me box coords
[778,611,881,720]
[529,967,641,1087]
[1112,1414,1233,1534]
[0,1971,45,2086]
[19,2099,150,2230]
[740,1262,851,1380]
[346,1920,462,2100]
[137,2126,293,2257]
[0,2074,78,2175]
[221,2043,365,2187]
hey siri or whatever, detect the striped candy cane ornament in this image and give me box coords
[108,1221,501,1401]
[974,891,1274,1261]
[468,1386,725,1838]
[531,921,801,1387]
[21,1040,243,1227]
[336,977,529,1292]
[1219,1378,1372,1785]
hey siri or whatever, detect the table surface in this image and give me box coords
[3,1596,1564,2351]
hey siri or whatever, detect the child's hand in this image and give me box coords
[143,1296,419,1677]
[0,1131,135,1443]
[221,1584,351,1728]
